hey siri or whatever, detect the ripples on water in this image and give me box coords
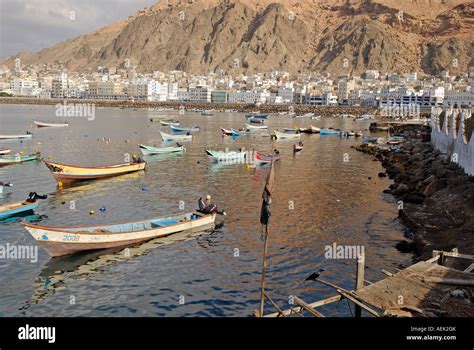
[0,104,412,317]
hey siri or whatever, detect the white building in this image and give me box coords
[228,90,271,104]
[10,78,39,96]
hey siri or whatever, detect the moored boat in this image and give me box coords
[273,130,301,140]
[201,110,214,116]
[0,133,33,140]
[170,125,200,133]
[248,117,265,124]
[221,128,247,137]
[23,211,216,257]
[0,149,11,155]
[245,124,268,130]
[139,144,184,156]
[160,120,180,126]
[34,121,69,128]
[206,149,247,163]
[0,201,39,220]
[245,113,268,119]
[253,150,281,166]
[160,131,192,142]
[319,128,341,135]
[43,159,146,184]
[0,152,41,166]
[362,136,378,143]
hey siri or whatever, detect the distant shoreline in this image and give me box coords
[0,97,378,117]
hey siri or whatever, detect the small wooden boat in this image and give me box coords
[160,120,180,126]
[320,128,341,135]
[273,130,301,140]
[23,211,216,257]
[248,117,265,124]
[34,121,69,128]
[206,149,247,163]
[283,128,299,134]
[245,113,268,119]
[221,128,247,137]
[254,151,281,166]
[0,201,39,220]
[139,144,184,156]
[0,149,11,155]
[0,152,41,166]
[245,124,268,130]
[201,110,214,116]
[43,159,146,184]
[0,133,33,140]
[362,136,378,143]
[170,125,200,133]
[160,131,192,142]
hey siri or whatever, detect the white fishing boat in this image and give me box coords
[273,130,301,140]
[160,131,192,142]
[0,133,33,140]
[23,211,216,257]
[206,149,247,163]
[0,149,11,155]
[139,144,185,156]
[34,121,69,128]
[245,124,268,130]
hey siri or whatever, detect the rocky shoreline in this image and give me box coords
[356,138,474,263]
[1,97,377,117]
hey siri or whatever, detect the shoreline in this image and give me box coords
[356,136,474,263]
[1,97,378,116]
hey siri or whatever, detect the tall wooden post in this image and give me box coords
[259,225,269,317]
[355,254,365,317]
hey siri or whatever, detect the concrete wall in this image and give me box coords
[431,108,473,175]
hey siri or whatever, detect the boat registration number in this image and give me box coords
[63,235,80,242]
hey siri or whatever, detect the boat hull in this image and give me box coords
[0,202,39,220]
[44,160,146,184]
[273,131,301,140]
[0,134,32,140]
[23,212,216,257]
[34,121,69,128]
[139,145,184,155]
[160,131,192,141]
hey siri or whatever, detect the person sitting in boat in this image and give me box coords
[198,195,226,215]
[131,155,144,164]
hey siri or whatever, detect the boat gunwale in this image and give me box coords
[43,159,146,170]
[22,210,211,233]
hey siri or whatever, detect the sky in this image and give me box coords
[0,0,158,58]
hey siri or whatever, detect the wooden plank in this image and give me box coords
[432,250,474,260]
[337,289,381,317]
[422,277,474,286]
[265,295,342,318]
[355,254,365,317]
[464,263,474,273]
[264,293,286,318]
[294,296,325,317]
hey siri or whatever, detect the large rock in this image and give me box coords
[423,179,447,197]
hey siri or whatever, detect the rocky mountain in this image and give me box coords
[2,0,473,76]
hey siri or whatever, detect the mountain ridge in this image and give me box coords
[2,0,473,76]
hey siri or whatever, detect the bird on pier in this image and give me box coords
[304,269,325,281]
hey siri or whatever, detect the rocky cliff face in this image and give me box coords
[3,0,473,76]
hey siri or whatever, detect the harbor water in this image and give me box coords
[0,104,411,317]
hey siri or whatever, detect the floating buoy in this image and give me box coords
[99,206,107,213]
[142,186,147,192]
[58,181,63,188]
[89,210,95,215]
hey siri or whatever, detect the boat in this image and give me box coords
[245,124,268,130]
[160,120,180,126]
[311,115,321,120]
[160,131,192,142]
[206,149,247,163]
[0,201,39,220]
[23,211,216,257]
[0,152,41,166]
[139,144,184,156]
[319,128,341,135]
[34,121,69,128]
[245,113,268,119]
[221,128,247,137]
[283,127,299,134]
[248,117,265,124]
[201,110,214,116]
[254,151,281,166]
[362,136,378,143]
[170,125,200,133]
[0,133,33,140]
[273,130,301,140]
[43,159,146,184]
[355,114,375,121]
[0,182,12,195]
[299,126,320,134]
[385,136,406,145]
[0,149,11,155]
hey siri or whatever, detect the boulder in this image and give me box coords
[423,179,447,197]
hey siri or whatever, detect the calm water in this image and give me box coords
[0,104,411,317]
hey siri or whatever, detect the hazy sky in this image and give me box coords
[0,0,158,58]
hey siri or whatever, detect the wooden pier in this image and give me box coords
[257,249,474,318]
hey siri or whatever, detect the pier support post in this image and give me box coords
[355,254,365,317]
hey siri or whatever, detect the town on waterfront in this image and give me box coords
[0,0,473,345]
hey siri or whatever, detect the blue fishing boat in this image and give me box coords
[248,117,265,124]
[362,136,378,143]
[170,125,200,133]
[320,128,341,135]
[0,201,39,220]
[245,113,268,119]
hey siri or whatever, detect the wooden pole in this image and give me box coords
[355,254,365,317]
[259,225,269,317]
